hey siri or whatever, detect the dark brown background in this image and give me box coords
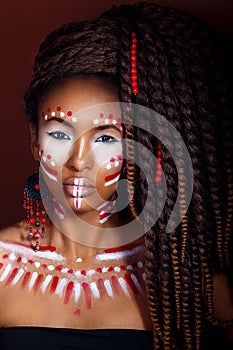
[0,0,232,228]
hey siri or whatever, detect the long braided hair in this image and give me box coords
[24,2,233,349]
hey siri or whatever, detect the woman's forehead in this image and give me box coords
[39,76,119,115]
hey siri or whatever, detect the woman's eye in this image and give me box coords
[47,131,70,140]
[95,135,118,143]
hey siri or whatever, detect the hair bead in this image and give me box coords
[131,32,138,95]
[155,141,162,183]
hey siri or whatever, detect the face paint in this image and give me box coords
[0,241,146,315]
[39,108,123,215]
[52,198,65,220]
[96,242,144,261]
[42,107,74,122]
[38,145,58,182]
[36,77,126,230]
[97,198,116,224]
[92,113,122,126]
[0,241,65,262]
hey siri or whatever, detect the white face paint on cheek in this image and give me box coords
[91,141,123,180]
[104,154,123,187]
[38,127,72,183]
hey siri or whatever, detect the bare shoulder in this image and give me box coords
[213,272,233,321]
[0,221,24,251]
[213,272,233,343]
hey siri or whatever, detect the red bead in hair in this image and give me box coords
[131,32,138,95]
[155,141,162,183]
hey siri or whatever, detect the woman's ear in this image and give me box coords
[29,123,40,161]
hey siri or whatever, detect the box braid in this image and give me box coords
[24,2,233,349]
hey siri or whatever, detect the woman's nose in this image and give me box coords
[65,136,93,172]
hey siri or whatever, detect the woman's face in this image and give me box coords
[31,77,123,216]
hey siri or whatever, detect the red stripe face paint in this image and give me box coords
[124,273,138,295]
[33,274,44,293]
[21,271,31,289]
[104,240,143,254]
[97,278,106,298]
[50,276,59,294]
[104,170,121,187]
[111,275,120,296]
[41,161,58,177]
[82,282,91,309]
[5,267,19,286]
[64,281,74,305]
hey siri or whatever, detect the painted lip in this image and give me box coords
[63,177,96,197]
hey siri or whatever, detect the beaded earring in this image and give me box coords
[23,172,50,251]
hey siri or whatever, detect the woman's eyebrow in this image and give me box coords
[94,125,122,133]
[46,117,74,128]
[46,117,122,132]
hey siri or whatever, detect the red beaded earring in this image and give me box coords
[23,172,50,251]
[131,32,138,95]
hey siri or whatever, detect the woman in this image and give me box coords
[0,2,232,349]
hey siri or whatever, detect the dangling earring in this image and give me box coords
[23,172,50,251]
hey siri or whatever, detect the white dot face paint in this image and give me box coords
[37,78,124,219]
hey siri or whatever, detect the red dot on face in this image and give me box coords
[67,111,73,117]
[108,114,113,119]
[41,149,44,155]
[56,106,61,111]
[37,144,40,149]
[117,118,122,123]
[110,157,115,163]
[99,113,104,118]
[47,107,51,112]
[118,155,123,161]
[41,112,45,117]
[47,155,51,160]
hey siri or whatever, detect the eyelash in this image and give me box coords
[47,131,71,140]
[95,134,118,143]
[47,132,118,143]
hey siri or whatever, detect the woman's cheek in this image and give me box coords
[92,144,123,187]
[38,135,71,183]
